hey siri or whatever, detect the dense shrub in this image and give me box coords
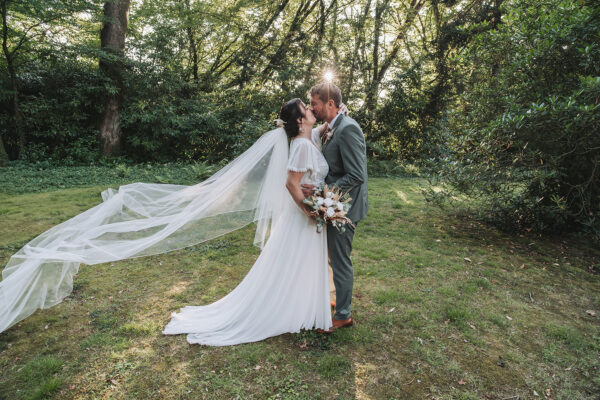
[120,65,277,162]
[353,65,449,163]
[429,0,600,237]
[0,53,103,165]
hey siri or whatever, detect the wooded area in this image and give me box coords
[0,0,598,237]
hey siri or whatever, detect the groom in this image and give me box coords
[303,83,368,332]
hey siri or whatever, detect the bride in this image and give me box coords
[0,97,336,346]
[163,98,331,345]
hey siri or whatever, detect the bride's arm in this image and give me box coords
[312,124,328,143]
[286,171,313,217]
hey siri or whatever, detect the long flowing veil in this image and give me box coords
[0,127,290,334]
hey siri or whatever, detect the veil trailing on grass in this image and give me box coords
[0,128,289,334]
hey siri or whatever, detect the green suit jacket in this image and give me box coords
[321,114,368,224]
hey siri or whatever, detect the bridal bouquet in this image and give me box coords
[303,184,354,233]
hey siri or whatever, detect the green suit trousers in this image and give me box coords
[327,222,356,320]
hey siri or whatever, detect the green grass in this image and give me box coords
[16,356,63,399]
[0,169,599,399]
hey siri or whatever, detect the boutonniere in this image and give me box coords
[322,126,336,146]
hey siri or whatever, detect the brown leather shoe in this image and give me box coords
[317,317,353,334]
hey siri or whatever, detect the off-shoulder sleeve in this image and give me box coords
[287,139,313,172]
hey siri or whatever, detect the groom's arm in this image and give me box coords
[334,125,367,192]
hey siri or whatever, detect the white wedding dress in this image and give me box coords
[0,127,330,342]
[163,131,332,345]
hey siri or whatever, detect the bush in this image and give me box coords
[0,53,103,164]
[430,0,600,238]
[120,67,276,162]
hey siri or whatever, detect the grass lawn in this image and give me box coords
[0,173,599,400]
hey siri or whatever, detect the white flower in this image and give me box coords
[326,207,335,217]
[324,198,334,207]
[326,191,334,198]
[337,202,344,211]
[316,197,325,206]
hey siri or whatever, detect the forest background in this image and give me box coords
[1,0,599,238]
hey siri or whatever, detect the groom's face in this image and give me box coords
[309,94,328,123]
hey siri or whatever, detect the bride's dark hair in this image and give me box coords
[279,98,304,139]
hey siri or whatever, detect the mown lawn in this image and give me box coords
[0,172,599,400]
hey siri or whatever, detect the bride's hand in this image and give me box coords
[301,184,315,198]
[303,207,316,219]
[339,103,349,116]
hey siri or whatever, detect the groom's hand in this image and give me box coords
[301,184,314,198]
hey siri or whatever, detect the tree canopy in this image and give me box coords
[1,0,598,236]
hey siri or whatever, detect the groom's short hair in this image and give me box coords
[309,83,342,108]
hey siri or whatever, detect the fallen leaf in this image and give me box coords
[253,365,261,370]
[519,264,526,269]
[506,315,513,321]
[69,385,76,390]
[586,310,596,317]
[468,323,476,330]
[458,378,466,385]
[44,324,49,330]
[533,389,539,396]
[464,257,472,263]
[388,307,396,313]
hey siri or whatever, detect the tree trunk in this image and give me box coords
[260,0,320,82]
[367,0,390,112]
[187,26,199,83]
[0,134,8,166]
[227,0,291,89]
[303,0,327,83]
[8,68,24,158]
[99,0,131,156]
[425,0,447,119]
[345,0,372,97]
[363,0,424,115]
[1,0,24,161]
[184,0,199,84]
[326,0,338,65]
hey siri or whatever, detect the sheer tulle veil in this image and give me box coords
[0,127,289,333]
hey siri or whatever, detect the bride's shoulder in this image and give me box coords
[290,137,313,149]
